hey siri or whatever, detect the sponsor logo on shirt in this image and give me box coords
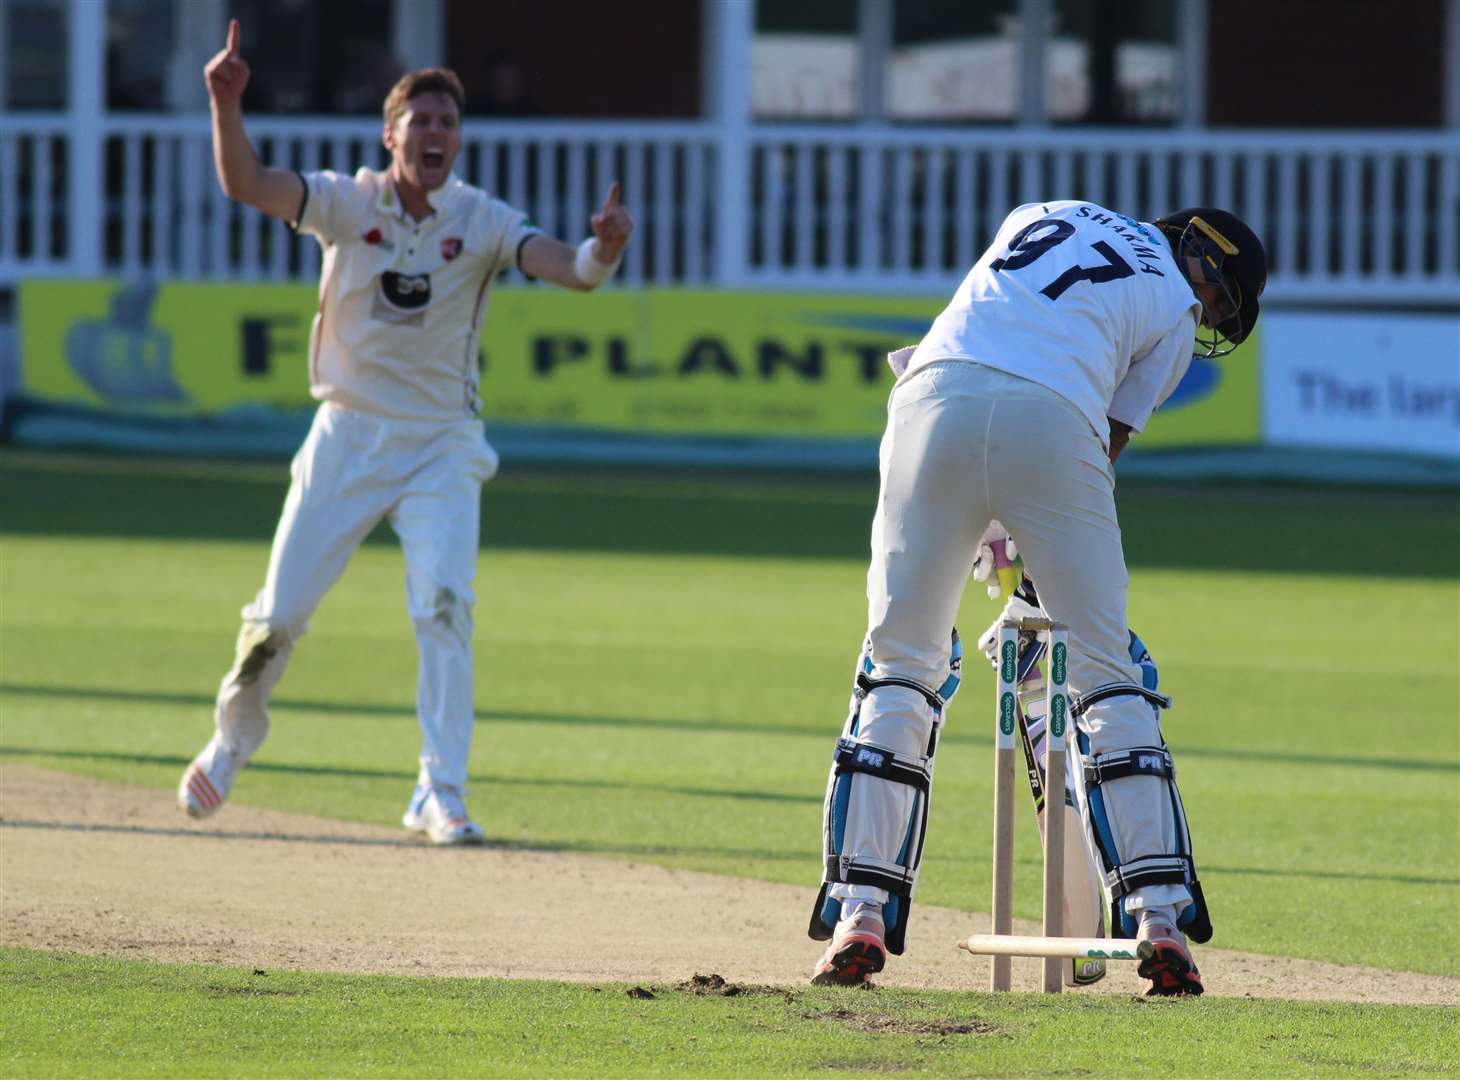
[370,271,431,327]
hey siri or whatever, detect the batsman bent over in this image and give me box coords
[807,200,1266,995]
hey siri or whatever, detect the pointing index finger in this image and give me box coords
[227,18,240,56]
[603,181,621,209]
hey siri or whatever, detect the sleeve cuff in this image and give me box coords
[287,170,310,233]
[514,231,543,279]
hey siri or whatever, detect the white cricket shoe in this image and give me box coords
[1137,913,1204,997]
[178,735,240,819]
[811,903,887,986]
[402,784,486,846]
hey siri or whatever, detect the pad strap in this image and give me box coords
[825,737,934,895]
[833,737,931,794]
[855,671,946,713]
[824,853,916,894]
[1071,681,1173,717]
[1083,746,1175,788]
[1105,853,1192,898]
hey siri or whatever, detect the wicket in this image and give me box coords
[958,616,1148,992]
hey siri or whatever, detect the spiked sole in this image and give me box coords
[179,766,224,819]
[1138,941,1204,996]
[811,936,886,987]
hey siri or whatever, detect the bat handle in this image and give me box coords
[992,539,1021,599]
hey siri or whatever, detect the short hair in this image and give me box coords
[382,68,465,129]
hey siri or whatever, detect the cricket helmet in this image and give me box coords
[1155,208,1267,357]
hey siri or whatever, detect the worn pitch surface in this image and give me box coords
[3,765,1453,1005]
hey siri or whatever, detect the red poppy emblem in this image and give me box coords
[441,237,463,261]
[364,228,383,245]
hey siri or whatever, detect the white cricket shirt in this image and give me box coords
[907,200,1201,447]
[293,168,540,421]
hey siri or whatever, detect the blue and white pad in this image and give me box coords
[808,630,963,955]
[1073,631,1213,943]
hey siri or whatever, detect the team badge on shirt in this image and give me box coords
[441,237,463,261]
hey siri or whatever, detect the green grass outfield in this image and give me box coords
[3,951,1458,1079]
[2,450,1458,1076]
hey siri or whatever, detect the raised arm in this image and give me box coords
[520,182,635,290]
[205,19,304,222]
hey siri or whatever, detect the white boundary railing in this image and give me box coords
[744,127,1460,303]
[0,115,721,287]
[1,114,1457,302]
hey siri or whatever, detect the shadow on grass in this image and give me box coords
[4,682,1457,775]
[0,817,811,858]
[5,750,1454,888]
[0,818,807,863]
[1201,863,1459,887]
[995,847,1456,889]
[0,743,819,806]
[1,818,424,848]
[3,454,1457,577]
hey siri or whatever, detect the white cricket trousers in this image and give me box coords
[213,402,500,791]
[862,360,1190,915]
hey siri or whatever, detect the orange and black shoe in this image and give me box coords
[811,905,886,987]
[1137,918,1204,996]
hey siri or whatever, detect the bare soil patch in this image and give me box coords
[3,765,1454,1006]
[815,1009,999,1037]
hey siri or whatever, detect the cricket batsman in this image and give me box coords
[177,21,633,843]
[807,199,1266,995]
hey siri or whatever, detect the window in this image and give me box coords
[6,0,66,110]
[883,0,1178,124]
[108,0,176,110]
[1051,0,1177,124]
[233,0,397,115]
[752,1,859,120]
[888,0,1020,122]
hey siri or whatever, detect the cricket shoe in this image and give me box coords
[1136,916,1204,996]
[811,904,886,987]
[402,784,486,846]
[178,735,240,819]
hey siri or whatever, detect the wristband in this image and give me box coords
[574,238,621,287]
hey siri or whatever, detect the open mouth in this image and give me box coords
[422,150,445,170]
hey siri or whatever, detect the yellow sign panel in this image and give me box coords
[18,281,1258,445]
[19,280,319,415]
[484,290,937,436]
